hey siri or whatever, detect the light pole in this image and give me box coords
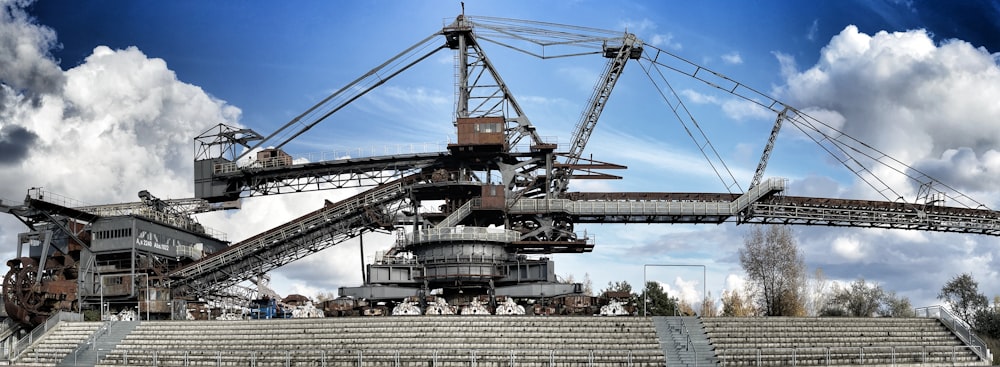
[98,274,106,321]
[643,264,707,317]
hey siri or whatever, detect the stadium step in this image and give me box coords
[59,320,139,366]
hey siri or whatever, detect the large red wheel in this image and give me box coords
[3,258,42,324]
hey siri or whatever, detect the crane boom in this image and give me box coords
[551,34,641,195]
[750,107,788,189]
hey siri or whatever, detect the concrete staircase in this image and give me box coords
[653,316,717,366]
[12,321,101,366]
[58,320,138,366]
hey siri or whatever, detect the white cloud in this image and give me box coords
[806,19,819,42]
[780,25,1000,172]
[770,25,1000,306]
[724,273,746,292]
[0,1,63,96]
[721,51,743,65]
[831,235,865,261]
[680,89,770,121]
[619,18,680,50]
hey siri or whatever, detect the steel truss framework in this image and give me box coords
[4,14,1000,318]
[167,14,1000,302]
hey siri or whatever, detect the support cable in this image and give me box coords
[638,57,744,194]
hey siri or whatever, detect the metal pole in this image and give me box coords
[99,274,104,321]
[359,234,366,284]
[643,266,647,317]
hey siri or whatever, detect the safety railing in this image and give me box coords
[99,348,649,367]
[435,199,479,228]
[67,321,111,365]
[508,198,735,216]
[716,345,986,366]
[916,305,993,362]
[9,311,82,360]
[213,142,452,175]
[405,226,521,245]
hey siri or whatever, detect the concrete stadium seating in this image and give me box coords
[95,316,666,366]
[13,321,101,366]
[702,317,989,366]
[13,315,989,366]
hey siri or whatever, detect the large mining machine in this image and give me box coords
[4,13,1000,327]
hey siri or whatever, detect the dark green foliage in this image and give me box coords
[939,273,989,326]
[640,281,680,316]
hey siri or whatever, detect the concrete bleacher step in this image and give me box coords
[13,321,102,366]
[704,317,990,366]
[95,316,666,367]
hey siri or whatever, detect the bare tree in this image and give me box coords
[701,291,718,317]
[739,225,806,316]
[939,273,988,326]
[582,273,593,296]
[315,291,338,302]
[742,226,808,315]
[809,268,830,316]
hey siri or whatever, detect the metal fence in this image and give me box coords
[91,348,648,367]
[916,305,993,362]
[716,345,984,366]
[9,311,82,360]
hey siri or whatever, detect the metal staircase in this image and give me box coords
[653,316,718,366]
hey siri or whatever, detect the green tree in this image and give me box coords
[880,291,915,318]
[603,280,633,295]
[938,273,988,326]
[641,281,679,316]
[826,278,885,317]
[739,225,806,316]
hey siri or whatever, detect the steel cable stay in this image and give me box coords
[638,57,744,195]
[640,43,987,210]
[785,112,988,209]
[236,31,448,161]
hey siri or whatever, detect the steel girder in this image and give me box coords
[170,177,417,297]
[210,153,444,200]
[746,197,1000,235]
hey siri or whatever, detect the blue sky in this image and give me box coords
[4,0,1000,310]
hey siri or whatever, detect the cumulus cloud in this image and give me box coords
[0,122,36,164]
[0,0,406,300]
[0,0,243,274]
[780,25,1000,176]
[0,0,63,96]
[771,25,1000,305]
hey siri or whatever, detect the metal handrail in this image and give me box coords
[68,321,111,365]
[915,305,993,362]
[717,345,986,366]
[10,311,83,360]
